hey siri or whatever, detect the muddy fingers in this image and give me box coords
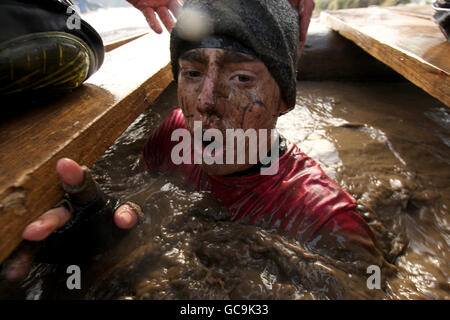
[34,164,144,264]
[0,242,40,282]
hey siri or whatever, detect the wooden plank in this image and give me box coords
[104,31,149,52]
[0,33,173,264]
[388,4,434,20]
[321,5,450,107]
[298,19,402,80]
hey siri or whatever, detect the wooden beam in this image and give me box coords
[104,31,149,52]
[321,5,450,107]
[0,33,173,264]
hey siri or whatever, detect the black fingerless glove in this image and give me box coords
[36,167,141,264]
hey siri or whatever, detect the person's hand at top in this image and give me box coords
[127,0,183,34]
[127,0,313,53]
[288,0,315,57]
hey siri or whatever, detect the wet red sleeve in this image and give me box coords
[320,210,379,252]
[137,108,186,172]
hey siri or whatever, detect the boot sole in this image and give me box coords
[0,31,95,95]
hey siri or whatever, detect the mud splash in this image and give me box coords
[3,80,449,299]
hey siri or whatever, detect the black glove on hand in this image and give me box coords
[37,166,142,264]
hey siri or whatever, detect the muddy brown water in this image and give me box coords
[2,80,449,300]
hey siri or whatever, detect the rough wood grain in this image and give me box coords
[321,5,450,107]
[0,33,173,264]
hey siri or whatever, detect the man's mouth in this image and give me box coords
[202,135,217,147]
[204,134,224,155]
[193,128,225,160]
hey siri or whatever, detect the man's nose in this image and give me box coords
[197,75,220,115]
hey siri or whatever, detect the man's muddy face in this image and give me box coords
[177,48,288,175]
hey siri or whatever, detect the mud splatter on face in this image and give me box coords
[177,48,288,175]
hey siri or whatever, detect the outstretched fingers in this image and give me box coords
[168,0,182,18]
[143,7,163,34]
[298,0,315,55]
[56,157,84,186]
[1,243,40,282]
[156,6,175,33]
[22,158,82,241]
[114,204,139,229]
[128,0,181,33]
[22,207,71,241]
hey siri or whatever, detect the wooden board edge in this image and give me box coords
[0,64,173,264]
[320,12,450,107]
[104,32,149,52]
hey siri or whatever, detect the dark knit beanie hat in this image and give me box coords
[170,0,299,109]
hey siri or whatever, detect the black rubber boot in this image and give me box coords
[0,0,104,96]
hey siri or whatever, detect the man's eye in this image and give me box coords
[232,74,252,83]
[184,71,202,78]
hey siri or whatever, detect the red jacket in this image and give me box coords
[140,108,377,247]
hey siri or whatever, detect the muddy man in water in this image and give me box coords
[5,0,391,282]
